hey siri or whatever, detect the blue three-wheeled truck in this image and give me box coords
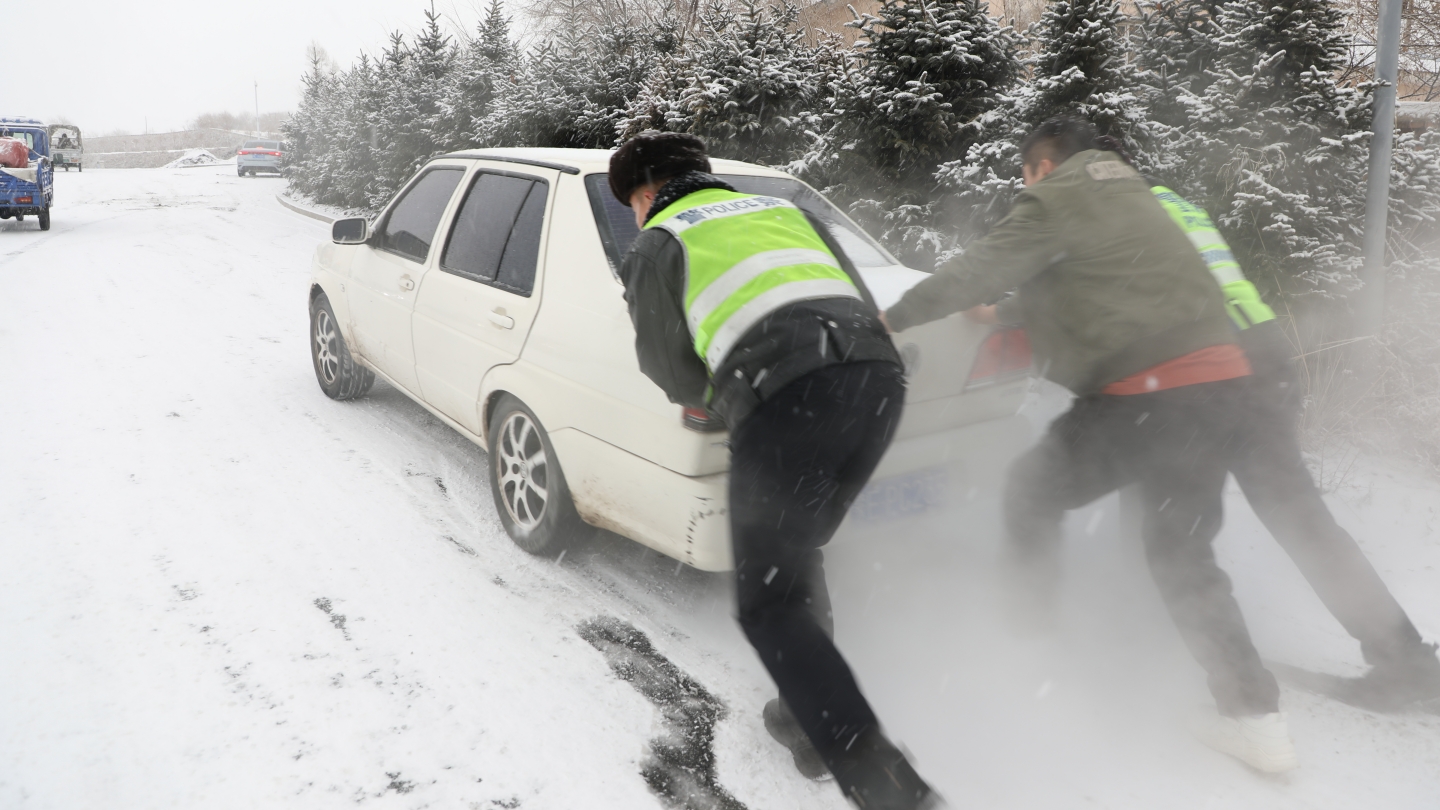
[0,117,55,231]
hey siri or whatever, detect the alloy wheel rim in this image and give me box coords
[314,309,340,385]
[497,411,549,530]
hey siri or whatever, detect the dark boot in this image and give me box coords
[829,727,936,810]
[763,699,832,781]
[1340,642,1440,711]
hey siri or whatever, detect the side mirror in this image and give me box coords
[332,217,370,245]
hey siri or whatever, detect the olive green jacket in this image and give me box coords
[886,150,1236,395]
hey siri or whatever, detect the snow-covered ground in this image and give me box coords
[1,166,1436,809]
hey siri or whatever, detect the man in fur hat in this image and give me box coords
[610,132,941,809]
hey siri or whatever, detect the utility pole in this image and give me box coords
[1358,0,1404,337]
[254,81,261,136]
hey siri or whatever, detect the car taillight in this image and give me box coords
[16,196,32,204]
[682,407,726,433]
[238,149,252,155]
[965,327,1032,389]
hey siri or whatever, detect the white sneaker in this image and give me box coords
[1192,710,1299,773]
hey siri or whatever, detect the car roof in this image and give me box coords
[439,147,794,179]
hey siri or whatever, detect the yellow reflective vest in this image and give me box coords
[1151,186,1276,329]
[645,188,861,371]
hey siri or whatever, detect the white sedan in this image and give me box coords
[307,148,1032,569]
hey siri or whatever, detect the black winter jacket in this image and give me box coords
[618,172,900,428]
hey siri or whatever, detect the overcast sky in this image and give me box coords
[6,0,517,135]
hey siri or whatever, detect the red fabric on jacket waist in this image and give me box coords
[1101,344,1252,395]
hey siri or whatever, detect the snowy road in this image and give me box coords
[1,165,1438,809]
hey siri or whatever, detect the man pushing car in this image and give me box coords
[609,132,941,809]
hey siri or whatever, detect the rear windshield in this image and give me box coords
[584,173,898,275]
[2,131,36,150]
[243,140,283,150]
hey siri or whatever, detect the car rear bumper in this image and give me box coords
[852,412,1032,523]
[238,157,281,171]
[554,413,1033,572]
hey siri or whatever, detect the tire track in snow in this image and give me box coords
[578,616,747,810]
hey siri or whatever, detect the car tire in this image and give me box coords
[238,167,247,177]
[38,208,49,231]
[488,395,592,557]
[309,293,374,400]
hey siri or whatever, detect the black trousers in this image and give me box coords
[1005,378,1282,717]
[1113,381,1428,668]
[1230,385,1425,667]
[730,361,906,769]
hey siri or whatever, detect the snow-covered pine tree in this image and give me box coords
[937,0,1146,244]
[1025,0,1143,136]
[476,0,518,65]
[615,51,691,141]
[480,2,673,149]
[283,47,336,200]
[800,0,1022,268]
[1129,0,1234,184]
[1178,0,1373,297]
[1132,0,1228,127]
[369,8,457,206]
[438,0,518,152]
[572,19,679,147]
[617,0,835,166]
[285,51,388,210]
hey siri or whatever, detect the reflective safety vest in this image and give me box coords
[1151,186,1276,329]
[645,188,862,371]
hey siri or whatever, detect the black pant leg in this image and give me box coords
[1233,401,1425,665]
[1012,385,1279,715]
[788,362,907,639]
[730,362,905,769]
[1003,397,1132,622]
[1135,383,1279,716]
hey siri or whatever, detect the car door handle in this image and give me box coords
[398,274,415,291]
[487,309,515,329]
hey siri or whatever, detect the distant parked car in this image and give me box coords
[236,139,286,176]
[307,148,1033,570]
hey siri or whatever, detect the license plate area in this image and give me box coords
[851,465,951,523]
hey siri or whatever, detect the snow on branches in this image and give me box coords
[283,0,1440,298]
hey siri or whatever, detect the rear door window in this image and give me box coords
[583,173,899,273]
[377,167,465,264]
[4,132,36,150]
[440,171,549,296]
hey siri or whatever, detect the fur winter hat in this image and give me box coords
[609,132,711,206]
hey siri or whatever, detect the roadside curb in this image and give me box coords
[275,193,335,224]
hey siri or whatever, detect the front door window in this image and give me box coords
[377,168,465,264]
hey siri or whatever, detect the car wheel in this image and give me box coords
[488,395,591,557]
[309,293,374,400]
[38,208,49,231]
[238,167,246,177]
